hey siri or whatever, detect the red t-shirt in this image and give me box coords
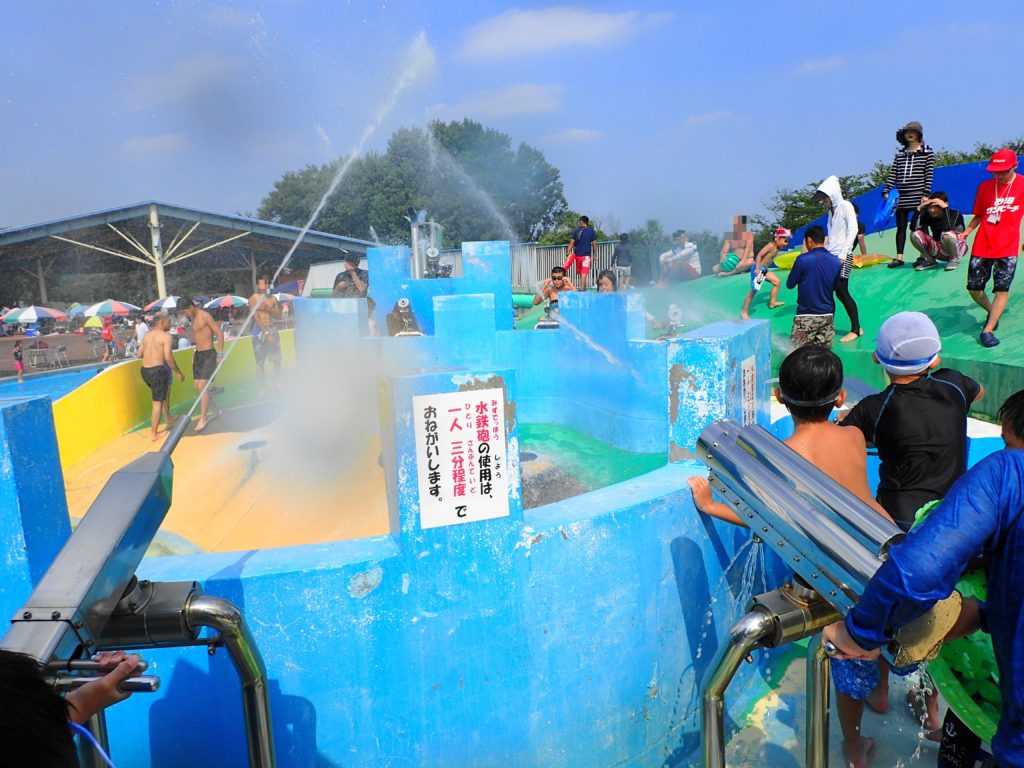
[971,174,1024,258]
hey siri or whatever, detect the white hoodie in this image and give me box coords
[816,175,856,262]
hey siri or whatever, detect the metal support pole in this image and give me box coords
[76,711,109,768]
[806,635,831,768]
[187,596,276,768]
[36,257,48,304]
[148,204,168,298]
[701,610,775,768]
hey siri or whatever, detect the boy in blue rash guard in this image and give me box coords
[823,389,1024,768]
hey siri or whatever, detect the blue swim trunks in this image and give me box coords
[831,658,916,700]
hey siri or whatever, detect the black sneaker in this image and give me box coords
[914,258,938,271]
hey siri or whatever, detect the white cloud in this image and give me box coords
[795,57,844,76]
[121,133,190,156]
[545,128,602,144]
[458,8,656,58]
[428,83,564,120]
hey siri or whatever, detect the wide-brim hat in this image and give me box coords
[896,120,924,145]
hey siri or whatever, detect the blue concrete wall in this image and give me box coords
[100,460,780,768]
[367,240,513,336]
[0,397,71,624]
[668,320,772,461]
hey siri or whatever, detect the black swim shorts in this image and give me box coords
[967,256,1017,293]
[141,365,171,402]
[192,348,217,381]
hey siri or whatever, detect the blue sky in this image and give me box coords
[3,1,1024,239]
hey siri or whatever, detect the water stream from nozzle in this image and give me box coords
[162,32,436,456]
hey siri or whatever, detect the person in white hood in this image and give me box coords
[815,176,863,343]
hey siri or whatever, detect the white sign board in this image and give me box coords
[741,355,756,426]
[412,388,510,530]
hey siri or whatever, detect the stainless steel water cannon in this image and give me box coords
[2,420,276,767]
[695,419,962,768]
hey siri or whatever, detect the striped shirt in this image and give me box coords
[883,145,935,210]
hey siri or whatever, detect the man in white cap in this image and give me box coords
[840,311,983,531]
[958,148,1024,347]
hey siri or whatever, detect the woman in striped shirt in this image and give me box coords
[882,121,935,267]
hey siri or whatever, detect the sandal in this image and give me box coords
[887,258,905,268]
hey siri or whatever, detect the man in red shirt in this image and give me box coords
[959,148,1024,347]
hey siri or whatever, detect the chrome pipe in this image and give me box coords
[700,428,876,606]
[76,712,109,768]
[805,635,830,768]
[736,425,901,554]
[187,596,276,768]
[701,610,776,768]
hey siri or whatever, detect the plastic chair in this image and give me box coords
[52,345,70,368]
[27,348,47,368]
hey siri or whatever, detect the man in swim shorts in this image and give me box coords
[567,215,597,290]
[740,227,789,319]
[182,297,225,433]
[138,312,184,441]
[249,276,283,395]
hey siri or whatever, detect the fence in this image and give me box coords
[442,241,621,293]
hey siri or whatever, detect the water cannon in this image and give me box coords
[695,419,961,768]
[405,209,445,279]
[657,304,684,340]
[1,424,277,767]
[387,298,424,337]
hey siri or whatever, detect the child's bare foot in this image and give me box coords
[839,331,860,343]
[842,736,875,768]
[769,301,785,308]
[740,310,750,320]
[151,432,160,442]
[865,682,888,714]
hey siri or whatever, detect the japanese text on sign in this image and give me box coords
[413,388,510,529]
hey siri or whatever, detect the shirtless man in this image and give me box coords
[182,298,225,432]
[249,276,283,395]
[739,227,790,319]
[137,312,185,441]
[532,266,575,313]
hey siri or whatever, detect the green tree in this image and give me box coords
[257,120,570,247]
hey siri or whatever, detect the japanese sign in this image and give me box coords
[741,355,756,426]
[412,388,510,529]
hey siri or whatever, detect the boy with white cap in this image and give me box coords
[840,311,984,532]
[958,148,1024,347]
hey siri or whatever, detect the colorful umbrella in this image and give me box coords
[84,315,104,328]
[2,305,69,323]
[271,292,296,303]
[204,295,247,309]
[143,296,181,312]
[84,299,142,317]
[67,303,86,317]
